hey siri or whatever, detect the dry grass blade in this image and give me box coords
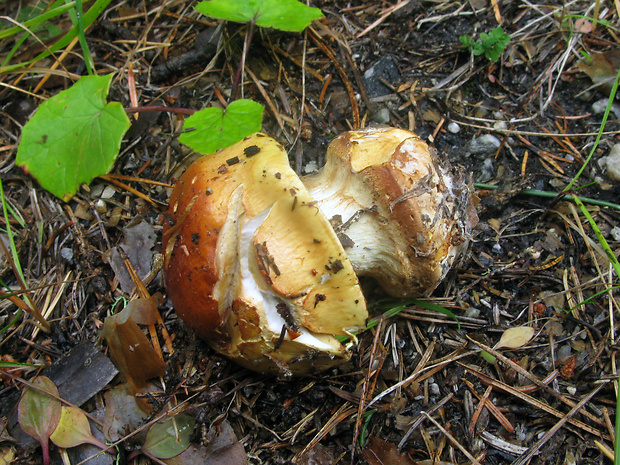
[421,412,482,465]
[294,404,357,462]
[465,336,607,428]
[459,363,609,440]
[511,383,607,465]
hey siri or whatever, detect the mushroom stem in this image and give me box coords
[301,127,478,297]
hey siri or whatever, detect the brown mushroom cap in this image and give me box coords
[302,127,478,297]
[163,133,367,375]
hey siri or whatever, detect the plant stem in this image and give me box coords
[231,18,256,101]
[474,183,620,211]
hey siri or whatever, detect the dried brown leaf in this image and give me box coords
[163,420,247,465]
[495,326,535,350]
[102,297,166,391]
[361,437,416,465]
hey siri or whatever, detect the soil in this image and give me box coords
[1,1,619,464]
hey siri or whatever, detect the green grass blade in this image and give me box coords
[64,0,94,74]
[0,0,111,75]
[0,3,75,41]
[573,197,620,278]
[474,184,620,211]
[565,66,620,192]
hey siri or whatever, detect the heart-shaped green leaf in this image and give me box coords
[50,406,109,451]
[18,376,61,465]
[16,74,130,201]
[179,99,263,154]
[195,0,323,32]
[142,414,195,459]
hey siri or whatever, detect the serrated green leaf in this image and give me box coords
[18,376,61,465]
[50,406,108,451]
[179,99,263,154]
[16,74,130,201]
[195,0,323,32]
[142,414,195,459]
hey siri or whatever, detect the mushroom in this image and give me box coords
[163,133,367,375]
[163,127,477,375]
[302,126,478,297]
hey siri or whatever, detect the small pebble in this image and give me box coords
[61,247,74,262]
[611,226,620,241]
[467,134,501,155]
[604,143,620,182]
[447,122,460,133]
[371,107,390,124]
[304,161,318,173]
[591,99,620,119]
[493,120,508,131]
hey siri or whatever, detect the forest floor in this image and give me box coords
[1,1,620,464]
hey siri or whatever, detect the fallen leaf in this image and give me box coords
[50,407,109,451]
[0,447,15,465]
[361,437,416,465]
[103,221,157,293]
[579,50,620,95]
[142,414,195,459]
[17,376,61,465]
[102,383,152,443]
[102,296,166,391]
[495,326,536,350]
[164,420,247,465]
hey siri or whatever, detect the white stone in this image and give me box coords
[605,143,620,182]
[447,122,460,133]
[592,99,620,119]
[467,134,501,154]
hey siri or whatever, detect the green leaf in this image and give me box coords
[179,99,264,154]
[142,414,195,459]
[195,0,323,32]
[18,376,61,465]
[16,74,130,201]
[50,406,109,451]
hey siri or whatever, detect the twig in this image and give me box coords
[511,383,606,465]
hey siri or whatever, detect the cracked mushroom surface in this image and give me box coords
[163,133,367,376]
[302,126,478,297]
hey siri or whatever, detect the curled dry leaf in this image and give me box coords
[495,326,536,350]
[361,437,416,465]
[102,295,166,390]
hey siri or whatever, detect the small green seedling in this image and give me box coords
[179,99,264,154]
[18,376,62,465]
[460,26,510,62]
[16,74,130,201]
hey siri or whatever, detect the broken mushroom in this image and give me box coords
[163,127,477,375]
[302,126,478,297]
[163,133,367,375]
